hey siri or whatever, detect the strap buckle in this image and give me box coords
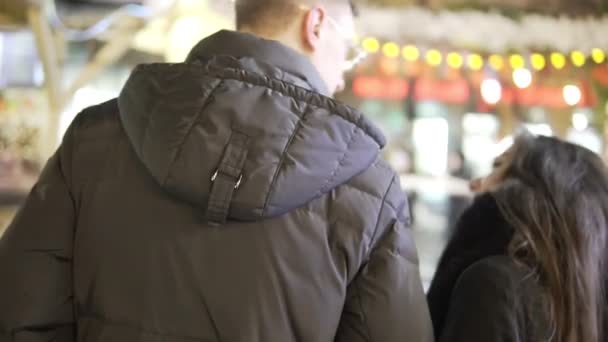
[205,130,249,225]
[211,170,243,190]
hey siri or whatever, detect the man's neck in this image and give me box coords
[236,28,310,60]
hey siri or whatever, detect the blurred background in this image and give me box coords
[1,0,607,287]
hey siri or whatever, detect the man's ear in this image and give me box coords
[301,6,327,51]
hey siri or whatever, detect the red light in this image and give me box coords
[415,78,470,103]
[352,76,409,100]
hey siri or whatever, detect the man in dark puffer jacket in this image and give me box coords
[0,1,433,341]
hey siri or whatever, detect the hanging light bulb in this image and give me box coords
[361,37,380,54]
[591,48,606,64]
[570,51,586,67]
[382,42,400,58]
[551,53,566,69]
[572,112,589,131]
[510,54,525,69]
[481,79,502,104]
[402,45,420,61]
[426,49,443,66]
[447,52,463,69]
[489,54,504,70]
[563,84,582,106]
[513,68,532,89]
[530,53,546,70]
[467,54,484,70]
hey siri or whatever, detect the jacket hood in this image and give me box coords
[117,30,385,221]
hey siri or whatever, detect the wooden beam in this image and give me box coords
[0,0,29,27]
[63,22,143,109]
[21,1,146,159]
[27,3,63,158]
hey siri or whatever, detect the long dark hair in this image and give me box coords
[493,135,608,342]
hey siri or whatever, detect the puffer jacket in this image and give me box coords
[0,30,433,342]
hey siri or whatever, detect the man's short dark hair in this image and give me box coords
[235,0,358,34]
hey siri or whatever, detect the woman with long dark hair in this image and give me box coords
[427,134,608,342]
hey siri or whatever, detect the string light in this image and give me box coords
[447,52,463,69]
[402,45,420,61]
[361,37,380,54]
[510,54,525,69]
[356,36,599,71]
[489,54,504,70]
[530,53,546,70]
[551,52,566,69]
[591,48,606,64]
[571,51,586,67]
[382,42,400,58]
[426,49,443,66]
[467,54,484,70]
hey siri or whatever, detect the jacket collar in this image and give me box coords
[426,193,514,337]
[186,30,330,96]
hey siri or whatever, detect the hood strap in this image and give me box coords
[206,131,250,225]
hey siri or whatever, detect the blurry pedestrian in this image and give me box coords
[427,135,608,342]
[0,1,432,341]
[447,150,471,181]
[388,147,417,225]
[445,150,472,239]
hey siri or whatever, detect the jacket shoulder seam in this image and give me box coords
[318,115,362,195]
[368,173,398,252]
[262,101,311,214]
[162,79,224,185]
[342,182,400,216]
